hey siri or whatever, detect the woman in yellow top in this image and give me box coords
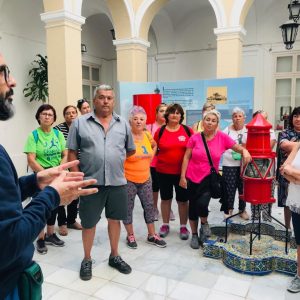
[192,102,215,132]
[123,106,166,249]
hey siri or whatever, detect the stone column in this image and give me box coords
[214,26,246,78]
[113,38,150,82]
[41,10,85,122]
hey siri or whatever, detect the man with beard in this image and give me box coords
[0,53,99,299]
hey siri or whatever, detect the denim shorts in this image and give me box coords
[79,185,128,228]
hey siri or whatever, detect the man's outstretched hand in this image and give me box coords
[36,160,98,205]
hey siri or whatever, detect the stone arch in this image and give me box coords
[106,0,132,39]
[136,0,169,40]
[208,0,227,28]
[231,0,254,27]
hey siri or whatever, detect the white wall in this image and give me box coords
[0,0,46,175]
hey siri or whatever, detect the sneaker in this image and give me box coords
[287,275,300,293]
[80,259,92,281]
[159,224,170,238]
[44,233,65,247]
[190,234,200,249]
[199,226,206,244]
[108,255,132,274]
[147,234,167,248]
[170,209,176,221]
[239,211,250,220]
[36,239,48,254]
[126,234,137,249]
[179,226,190,240]
[202,223,211,237]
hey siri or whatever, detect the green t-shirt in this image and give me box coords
[24,127,66,168]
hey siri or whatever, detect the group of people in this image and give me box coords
[1,49,300,299]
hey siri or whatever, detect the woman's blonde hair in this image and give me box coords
[203,109,221,123]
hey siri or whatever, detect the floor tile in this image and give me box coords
[127,290,165,300]
[169,281,210,300]
[45,268,78,287]
[47,288,90,299]
[141,275,178,296]
[207,290,245,300]
[182,269,219,288]
[42,282,63,299]
[213,274,251,297]
[93,282,136,300]
[68,277,108,295]
[112,270,151,288]
[247,283,286,300]
[92,262,118,280]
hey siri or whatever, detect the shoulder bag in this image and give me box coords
[201,132,223,199]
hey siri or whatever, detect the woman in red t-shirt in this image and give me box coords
[154,103,193,240]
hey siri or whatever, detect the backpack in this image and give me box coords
[156,124,192,155]
[32,128,59,143]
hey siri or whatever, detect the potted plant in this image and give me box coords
[23,54,48,102]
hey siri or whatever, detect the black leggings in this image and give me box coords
[188,178,211,220]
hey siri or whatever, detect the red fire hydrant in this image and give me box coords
[240,113,276,204]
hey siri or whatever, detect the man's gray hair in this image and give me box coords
[93,84,114,99]
[232,107,245,117]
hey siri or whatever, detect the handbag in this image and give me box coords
[18,261,43,300]
[201,132,223,199]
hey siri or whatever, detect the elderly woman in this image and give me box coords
[55,105,82,236]
[154,103,193,240]
[280,143,300,293]
[24,104,67,254]
[180,109,251,249]
[278,106,300,229]
[123,106,166,249]
[146,103,175,221]
[77,98,91,115]
[222,107,249,220]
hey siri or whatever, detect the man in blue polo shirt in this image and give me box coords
[68,84,136,280]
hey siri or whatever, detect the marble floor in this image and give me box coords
[35,198,299,300]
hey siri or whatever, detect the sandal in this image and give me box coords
[58,225,68,236]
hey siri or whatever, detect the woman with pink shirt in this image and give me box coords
[147,103,175,221]
[180,109,251,249]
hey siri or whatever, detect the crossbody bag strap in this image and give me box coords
[201,132,214,168]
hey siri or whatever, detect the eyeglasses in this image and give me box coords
[0,65,10,83]
[41,112,54,117]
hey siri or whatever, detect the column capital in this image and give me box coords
[214,26,246,37]
[113,38,150,48]
[40,9,85,26]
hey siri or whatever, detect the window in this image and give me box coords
[274,53,300,129]
[82,63,101,107]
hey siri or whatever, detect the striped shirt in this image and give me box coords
[54,122,69,141]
